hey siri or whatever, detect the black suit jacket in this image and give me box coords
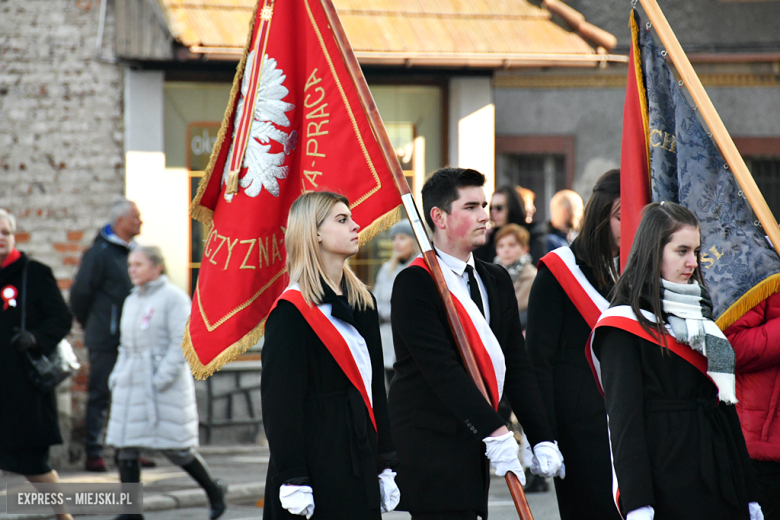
[388,258,553,515]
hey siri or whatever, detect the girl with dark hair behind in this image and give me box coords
[526,169,622,519]
[474,186,546,265]
[590,202,763,520]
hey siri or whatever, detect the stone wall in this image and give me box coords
[0,0,125,283]
[0,0,125,467]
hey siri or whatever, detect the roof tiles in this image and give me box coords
[158,0,619,66]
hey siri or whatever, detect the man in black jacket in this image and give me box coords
[70,197,141,472]
[388,168,564,519]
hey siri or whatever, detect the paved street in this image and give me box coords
[0,446,560,520]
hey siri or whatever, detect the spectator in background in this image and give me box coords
[374,220,418,386]
[475,186,545,265]
[493,222,540,491]
[517,187,537,225]
[544,190,584,254]
[493,223,536,331]
[725,294,780,520]
[106,246,226,520]
[0,209,74,520]
[70,197,146,472]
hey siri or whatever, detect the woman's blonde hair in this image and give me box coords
[286,192,374,310]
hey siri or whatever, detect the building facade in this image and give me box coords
[2,0,779,461]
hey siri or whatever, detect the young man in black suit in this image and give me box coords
[388,167,564,520]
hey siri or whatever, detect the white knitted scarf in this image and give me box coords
[661,279,737,404]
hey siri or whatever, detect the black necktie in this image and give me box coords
[465,265,485,317]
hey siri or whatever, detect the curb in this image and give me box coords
[144,481,264,511]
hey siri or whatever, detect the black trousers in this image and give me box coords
[753,459,780,520]
[85,349,118,457]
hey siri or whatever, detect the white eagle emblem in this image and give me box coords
[222,51,297,200]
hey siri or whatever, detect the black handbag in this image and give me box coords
[19,258,79,392]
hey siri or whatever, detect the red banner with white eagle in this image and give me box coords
[184,0,402,379]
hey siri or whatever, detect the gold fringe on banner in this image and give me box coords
[716,273,780,331]
[629,10,651,178]
[189,0,261,228]
[182,314,267,381]
[182,204,401,379]
[357,204,401,247]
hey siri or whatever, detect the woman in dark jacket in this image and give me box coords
[474,186,545,265]
[261,192,398,519]
[0,209,74,520]
[591,202,762,520]
[525,169,622,519]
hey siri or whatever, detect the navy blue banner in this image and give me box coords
[639,21,780,326]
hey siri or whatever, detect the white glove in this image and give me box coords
[531,441,565,479]
[483,432,526,485]
[378,468,400,513]
[750,502,764,520]
[626,505,654,520]
[279,485,314,519]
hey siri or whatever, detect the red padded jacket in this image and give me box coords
[724,292,780,462]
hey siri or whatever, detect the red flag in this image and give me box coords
[619,10,651,270]
[184,0,402,379]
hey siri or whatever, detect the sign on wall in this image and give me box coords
[186,122,221,172]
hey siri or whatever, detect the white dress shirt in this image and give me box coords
[436,248,491,325]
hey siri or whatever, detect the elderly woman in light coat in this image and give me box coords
[373,220,418,387]
[106,246,226,520]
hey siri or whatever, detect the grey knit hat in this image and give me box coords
[389,219,414,238]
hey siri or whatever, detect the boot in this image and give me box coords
[114,458,144,520]
[181,453,227,520]
[85,455,108,472]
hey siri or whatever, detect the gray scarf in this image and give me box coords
[661,279,737,404]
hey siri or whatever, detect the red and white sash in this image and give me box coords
[586,306,712,397]
[270,286,376,433]
[410,256,505,410]
[538,247,609,328]
[540,248,620,511]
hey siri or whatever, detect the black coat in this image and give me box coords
[69,228,133,351]
[388,259,553,516]
[525,255,620,520]
[0,254,72,449]
[261,287,395,520]
[593,326,761,519]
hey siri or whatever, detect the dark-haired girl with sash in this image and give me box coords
[589,202,763,520]
[261,192,399,519]
[526,169,622,515]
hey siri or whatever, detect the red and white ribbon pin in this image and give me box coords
[2,285,18,310]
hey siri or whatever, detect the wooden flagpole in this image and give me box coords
[638,0,780,252]
[319,1,535,518]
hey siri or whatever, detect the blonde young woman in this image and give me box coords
[261,192,399,519]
